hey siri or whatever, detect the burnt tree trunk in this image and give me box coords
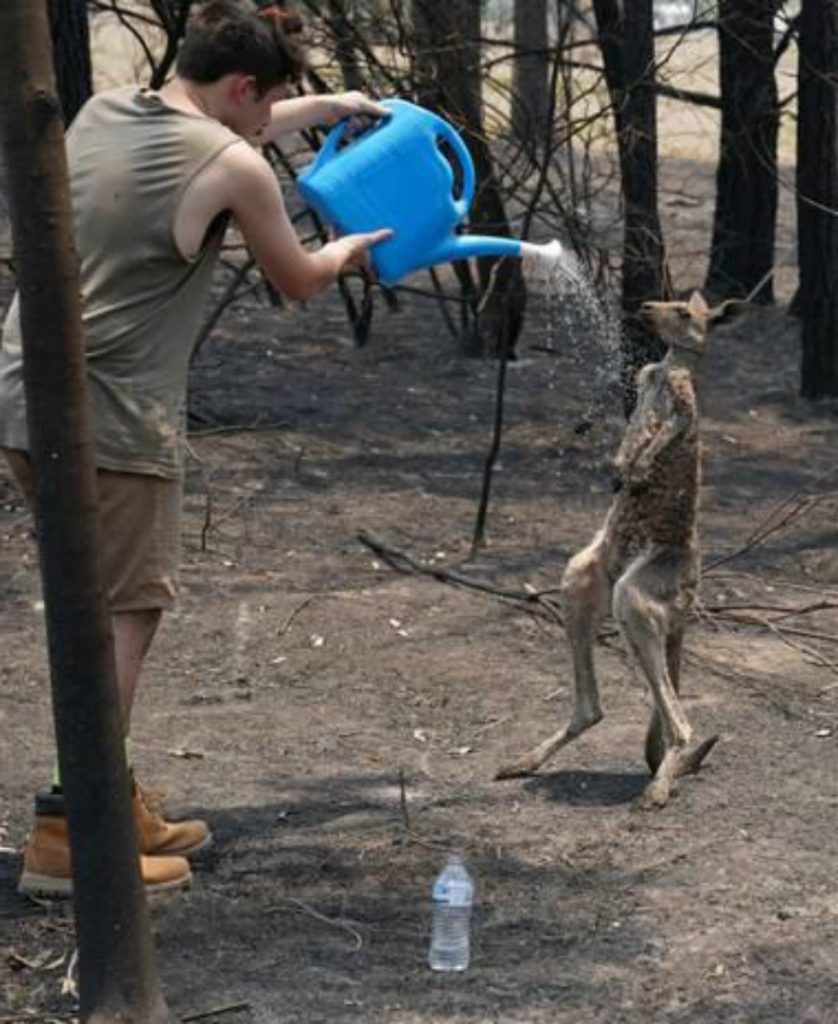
[47,0,92,126]
[706,0,780,303]
[511,0,550,153]
[0,4,172,1022]
[412,0,526,358]
[798,0,838,397]
[593,0,667,407]
[327,0,364,91]
[149,1,195,90]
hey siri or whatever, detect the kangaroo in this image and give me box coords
[497,292,746,808]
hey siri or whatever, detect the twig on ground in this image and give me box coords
[357,529,563,625]
[60,948,78,999]
[0,1016,76,1023]
[184,441,214,553]
[685,649,813,722]
[705,570,838,601]
[704,467,838,571]
[277,595,321,636]
[268,898,364,952]
[702,600,838,620]
[702,607,838,648]
[398,767,411,832]
[402,829,452,852]
[188,420,289,438]
[211,493,253,532]
[181,1002,251,1022]
[758,616,838,675]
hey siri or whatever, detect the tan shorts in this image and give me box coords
[2,448,181,613]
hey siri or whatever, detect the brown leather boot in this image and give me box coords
[18,793,191,898]
[132,779,212,857]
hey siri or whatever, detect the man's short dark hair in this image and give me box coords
[177,1,306,95]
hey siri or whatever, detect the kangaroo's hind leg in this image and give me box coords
[496,530,611,780]
[613,549,717,808]
[645,624,684,773]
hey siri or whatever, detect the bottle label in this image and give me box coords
[432,879,473,908]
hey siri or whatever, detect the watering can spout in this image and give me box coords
[429,236,565,280]
[430,234,524,266]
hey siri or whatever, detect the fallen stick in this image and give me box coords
[182,1001,251,1022]
[266,898,364,952]
[357,529,563,624]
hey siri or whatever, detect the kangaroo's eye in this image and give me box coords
[677,309,691,319]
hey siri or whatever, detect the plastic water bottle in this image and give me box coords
[428,853,474,972]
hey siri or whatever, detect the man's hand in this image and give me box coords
[334,228,394,277]
[321,91,391,127]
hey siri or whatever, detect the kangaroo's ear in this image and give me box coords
[708,298,751,329]
[687,291,709,316]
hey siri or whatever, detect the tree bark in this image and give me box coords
[593,0,667,408]
[47,0,92,126]
[0,3,172,1022]
[511,0,550,152]
[706,0,779,304]
[411,0,526,357]
[798,0,838,397]
[327,0,365,91]
[149,1,195,90]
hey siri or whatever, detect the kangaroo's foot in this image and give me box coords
[635,734,718,810]
[495,710,603,780]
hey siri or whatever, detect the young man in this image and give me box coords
[0,0,391,896]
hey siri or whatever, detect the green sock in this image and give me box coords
[51,737,133,791]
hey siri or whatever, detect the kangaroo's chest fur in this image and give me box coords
[607,361,701,568]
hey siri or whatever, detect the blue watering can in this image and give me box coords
[297,98,559,286]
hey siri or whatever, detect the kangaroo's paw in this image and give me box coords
[674,734,719,778]
[494,714,602,781]
[635,734,719,811]
[494,751,544,780]
[635,776,674,811]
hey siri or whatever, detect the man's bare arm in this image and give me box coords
[259,91,389,145]
[213,143,390,300]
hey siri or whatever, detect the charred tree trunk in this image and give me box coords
[149,1,195,90]
[511,0,550,152]
[706,0,780,304]
[327,0,365,91]
[593,0,667,408]
[47,0,92,126]
[411,0,526,358]
[0,4,172,1022]
[798,0,838,397]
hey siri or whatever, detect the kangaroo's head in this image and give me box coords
[639,291,749,369]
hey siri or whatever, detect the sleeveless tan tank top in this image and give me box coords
[0,86,241,477]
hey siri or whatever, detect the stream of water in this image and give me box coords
[520,239,623,431]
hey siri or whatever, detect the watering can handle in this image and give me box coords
[435,120,475,220]
[307,117,351,174]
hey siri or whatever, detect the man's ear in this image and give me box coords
[229,73,256,105]
[687,290,709,317]
[708,298,751,329]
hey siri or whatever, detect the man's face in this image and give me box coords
[229,75,290,141]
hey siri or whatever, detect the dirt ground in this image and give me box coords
[3,172,838,1023]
